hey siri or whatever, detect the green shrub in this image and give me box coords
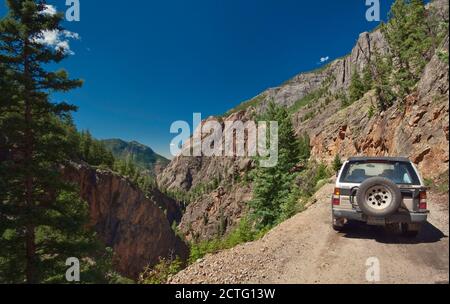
[424,178,433,188]
[301,111,316,122]
[368,104,375,118]
[437,49,449,64]
[295,161,332,198]
[332,154,343,172]
[425,171,449,194]
[189,217,259,264]
[139,256,183,284]
[289,90,322,113]
[279,186,304,222]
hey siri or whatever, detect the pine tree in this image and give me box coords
[332,154,343,172]
[372,49,396,110]
[382,0,432,97]
[249,102,301,228]
[73,129,114,168]
[349,68,366,103]
[298,133,311,163]
[80,130,94,162]
[0,1,114,283]
[362,65,373,91]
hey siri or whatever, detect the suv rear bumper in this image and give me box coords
[333,208,428,224]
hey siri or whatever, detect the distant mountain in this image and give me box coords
[101,139,169,175]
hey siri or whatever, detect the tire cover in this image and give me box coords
[356,177,402,217]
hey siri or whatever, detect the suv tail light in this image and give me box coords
[332,188,340,206]
[419,190,427,210]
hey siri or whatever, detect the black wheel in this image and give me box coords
[401,223,421,238]
[356,177,402,217]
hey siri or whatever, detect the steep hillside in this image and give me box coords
[228,30,388,115]
[157,0,449,242]
[157,24,389,191]
[179,183,253,242]
[63,162,188,279]
[158,111,256,239]
[302,35,449,179]
[102,139,169,175]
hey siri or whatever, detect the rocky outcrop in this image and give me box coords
[158,111,254,192]
[251,28,388,113]
[158,0,449,242]
[63,163,188,279]
[302,35,449,179]
[153,190,184,226]
[179,183,253,242]
[157,110,256,240]
[158,22,389,194]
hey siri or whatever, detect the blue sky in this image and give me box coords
[1,0,396,159]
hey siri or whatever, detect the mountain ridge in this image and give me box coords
[102,138,170,175]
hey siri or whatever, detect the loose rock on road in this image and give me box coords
[171,183,449,284]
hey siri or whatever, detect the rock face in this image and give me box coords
[158,110,255,192]
[301,35,449,179]
[63,163,188,279]
[251,29,388,113]
[157,111,256,240]
[158,0,449,241]
[157,22,390,194]
[179,183,253,242]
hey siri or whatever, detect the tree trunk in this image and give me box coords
[23,39,37,284]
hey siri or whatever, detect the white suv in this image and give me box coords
[332,157,429,237]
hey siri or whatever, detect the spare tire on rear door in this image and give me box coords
[356,177,402,217]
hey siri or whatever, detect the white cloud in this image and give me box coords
[62,30,80,40]
[320,56,330,63]
[32,29,80,55]
[41,4,57,16]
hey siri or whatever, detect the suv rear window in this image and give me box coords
[340,161,421,185]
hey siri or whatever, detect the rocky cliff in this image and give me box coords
[63,163,188,279]
[255,29,388,112]
[157,11,392,194]
[179,183,253,242]
[296,35,449,180]
[158,110,255,192]
[158,0,449,241]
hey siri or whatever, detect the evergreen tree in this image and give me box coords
[332,154,343,172]
[372,49,396,110]
[113,158,156,194]
[80,130,94,163]
[382,0,432,97]
[362,65,373,91]
[0,1,114,283]
[349,68,366,103]
[298,133,311,163]
[69,129,115,168]
[249,102,301,228]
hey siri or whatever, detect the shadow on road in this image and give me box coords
[339,221,447,244]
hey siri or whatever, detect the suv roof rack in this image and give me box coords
[347,156,411,163]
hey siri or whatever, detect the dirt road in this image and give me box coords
[170,183,449,284]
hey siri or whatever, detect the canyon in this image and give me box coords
[63,162,188,279]
[65,0,449,280]
[158,0,449,243]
